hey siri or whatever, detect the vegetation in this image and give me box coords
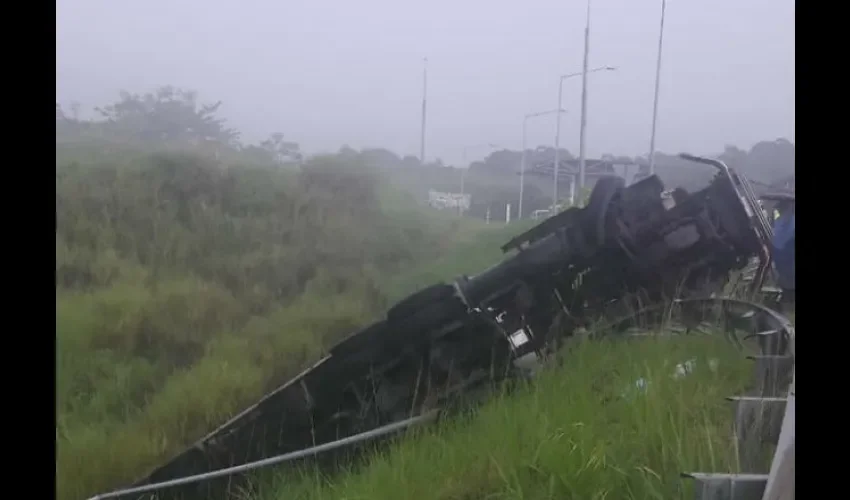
[56,86,793,500]
[250,335,753,500]
[55,151,531,500]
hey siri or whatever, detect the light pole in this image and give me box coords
[420,57,428,164]
[521,109,566,220]
[554,66,616,209]
[578,0,593,194]
[460,143,501,215]
[648,0,667,176]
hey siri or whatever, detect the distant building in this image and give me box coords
[427,189,471,211]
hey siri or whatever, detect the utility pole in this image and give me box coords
[554,66,616,210]
[578,0,592,193]
[521,109,566,220]
[648,0,667,176]
[420,57,428,164]
[554,82,565,211]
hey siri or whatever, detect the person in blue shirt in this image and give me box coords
[771,198,795,305]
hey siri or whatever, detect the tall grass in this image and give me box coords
[56,150,521,500]
[251,335,751,500]
[57,147,755,500]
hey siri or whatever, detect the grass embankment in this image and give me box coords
[56,150,525,500]
[254,335,751,500]
[58,147,751,500]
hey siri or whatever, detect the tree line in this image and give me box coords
[57,85,794,188]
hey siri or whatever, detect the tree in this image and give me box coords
[719,145,748,170]
[743,139,794,183]
[338,145,358,158]
[470,149,521,175]
[260,132,301,164]
[94,86,240,146]
[401,155,420,168]
[469,147,574,175]
[239,145,276,165]
[358,148,402,169]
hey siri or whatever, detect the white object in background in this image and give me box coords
[622,377,650,399]
[673,358,697,378]
[506,203,511,224]
[625,356,719,399]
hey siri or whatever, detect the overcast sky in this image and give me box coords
[56,0,794,165]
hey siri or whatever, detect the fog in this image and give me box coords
[56,0,794,165]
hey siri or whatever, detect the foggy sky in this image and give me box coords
[56,0,794,166]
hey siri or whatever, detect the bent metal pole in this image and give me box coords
[87,411,439,500]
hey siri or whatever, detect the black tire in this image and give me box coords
[387,283,456,322]
[583,176,625,246]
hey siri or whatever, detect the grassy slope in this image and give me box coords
[55,150,527,500]
[255,335,751,500]
[57,145,757,500]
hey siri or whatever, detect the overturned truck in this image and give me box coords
[117,155,781,500]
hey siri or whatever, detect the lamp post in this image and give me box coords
[648,0,667,176]
[420,57,428,164]
[553,66,616,209]
[521,109,567,220]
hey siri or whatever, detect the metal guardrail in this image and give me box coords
[682,308,795,500]
[761,336,794,500]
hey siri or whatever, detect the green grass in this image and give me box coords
[250,334,751,500]
[55,146,763,500]
[383,220,537,301]
[55,149,538,500]
[57,228,529,500]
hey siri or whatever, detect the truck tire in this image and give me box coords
[583,176,625,246]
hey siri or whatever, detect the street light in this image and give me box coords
[521,109,567,220]
[553,66,616,209]
[576,0,594,198]
[459,143,502,215]
[648,0,667,177]
[420,57,428,164]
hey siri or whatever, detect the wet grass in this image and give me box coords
[55,150,532,500]
[251,334,751,500]
[56,149,765,500]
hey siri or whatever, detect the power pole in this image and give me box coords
[648,0,667,176]
[553,81,564,211]
[578,0,592,192]
[420,57,428,164]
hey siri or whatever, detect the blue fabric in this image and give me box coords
[772,212,795,290]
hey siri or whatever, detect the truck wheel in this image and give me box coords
[583,176,625,246]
